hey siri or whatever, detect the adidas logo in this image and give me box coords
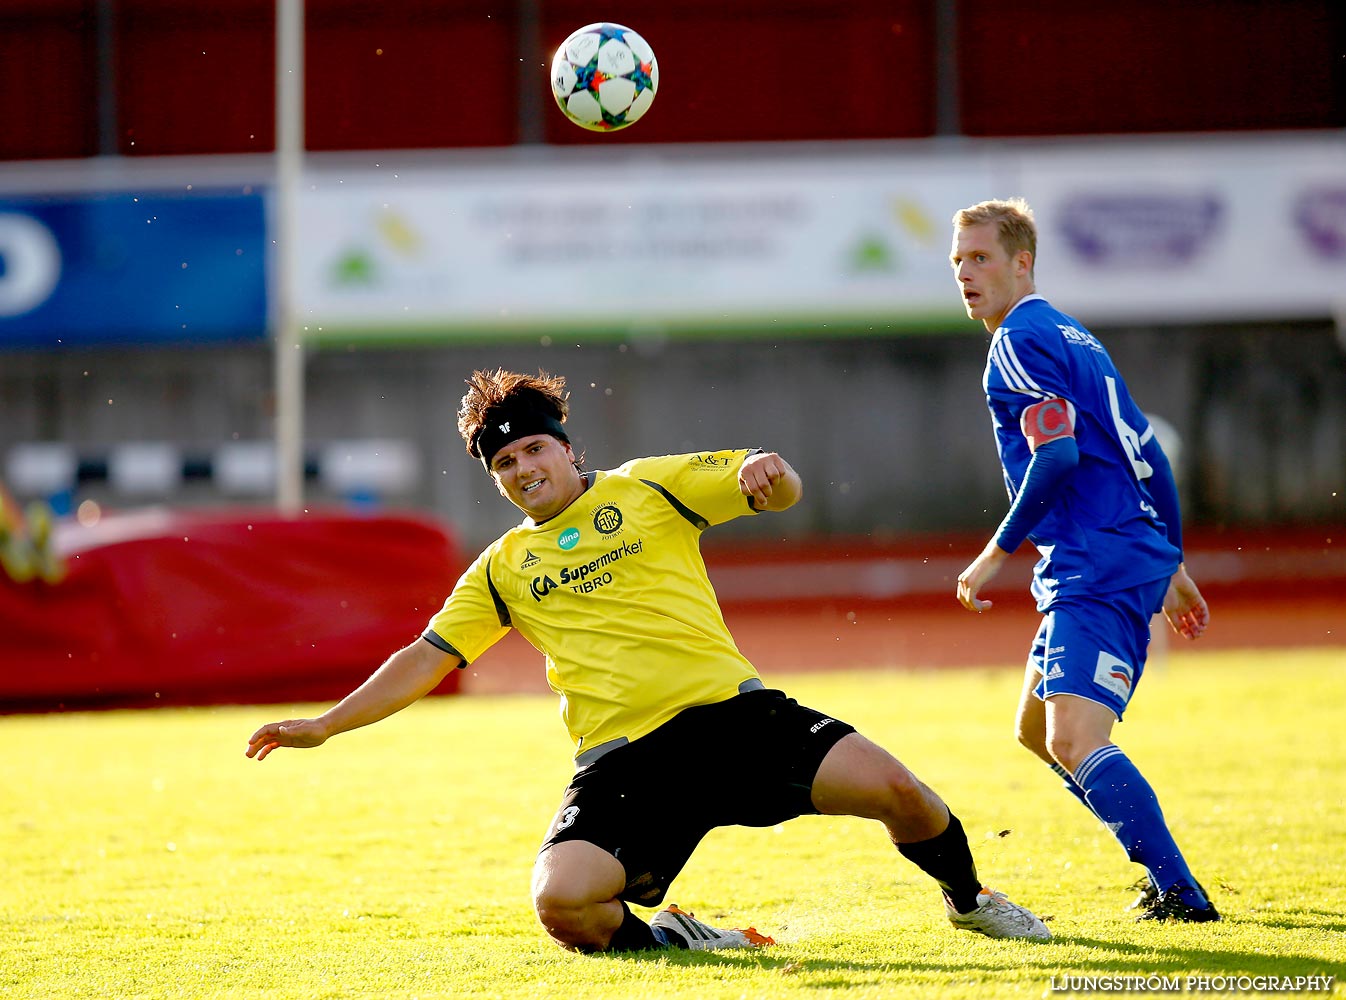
[1045,665,1065,681]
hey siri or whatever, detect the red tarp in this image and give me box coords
[0,508,464,713]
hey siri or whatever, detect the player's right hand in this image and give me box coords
[246,718,328,760]
[956,540,1010,612]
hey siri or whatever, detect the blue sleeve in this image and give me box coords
[1140,434,1184,558]
[993,437,1079,553]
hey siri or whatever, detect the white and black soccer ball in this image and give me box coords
[550,22,658,132]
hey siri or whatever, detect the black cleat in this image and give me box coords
[1125,877,1159,912]
[1135,883,1221,922]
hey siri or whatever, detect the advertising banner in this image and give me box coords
[291,136,1346,341]
[0,191,267,348]
[293,152,993,342]
[1019,138,1346,324]
[2,135,1340,348]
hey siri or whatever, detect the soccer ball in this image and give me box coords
[550,23,658,132]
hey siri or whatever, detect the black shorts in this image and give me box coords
[538,687,856,907]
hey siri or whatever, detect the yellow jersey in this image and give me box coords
[424,450,764,760]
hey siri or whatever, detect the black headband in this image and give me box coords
[473,408,569,470]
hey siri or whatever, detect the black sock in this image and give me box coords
[896,810,982,914]
[605,903,662,952]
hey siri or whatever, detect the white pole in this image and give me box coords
[274,0,305,513]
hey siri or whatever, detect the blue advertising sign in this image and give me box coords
[0,190,267,348]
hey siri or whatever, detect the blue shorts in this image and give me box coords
[1029,577,1169,721]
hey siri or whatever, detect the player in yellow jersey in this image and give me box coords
[247,368,1049,952]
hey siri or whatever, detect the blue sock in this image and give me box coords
[1050,760,1157,891]
[1074,745,1206,906]
[1048,760,1096,815]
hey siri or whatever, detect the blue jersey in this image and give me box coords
[984,295,1180,608]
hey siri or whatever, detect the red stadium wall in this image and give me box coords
[0,0,1340,161]
[956,0,1345,137]
[454,527,1346,697]
[0,0,100,160]
[0,509,465,713]
[538,0,938,145]
[3,513,1339,709]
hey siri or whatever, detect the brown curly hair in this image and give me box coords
[457,368,571,460]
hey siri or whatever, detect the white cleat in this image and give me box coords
[947,887,1051,940]
[649,903,775,950]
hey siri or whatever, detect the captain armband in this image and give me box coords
[1019,398,1077,453]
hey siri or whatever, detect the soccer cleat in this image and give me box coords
[1135,883,1221,923]
[1125,876,1159,912]
[946,887,1052,940]
[649,903,775,950]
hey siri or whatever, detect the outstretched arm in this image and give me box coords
[740,451,802,512]
[246,638,463,761]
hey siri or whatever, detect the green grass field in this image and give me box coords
[4,648,1344,999]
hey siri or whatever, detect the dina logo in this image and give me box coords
[521,549,541,569]
[558,527,581,551]
[592,503,623,535]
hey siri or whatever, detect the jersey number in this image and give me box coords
[1105,375,1153,481]
[555,805,580,833]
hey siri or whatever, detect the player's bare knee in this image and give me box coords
[532,892,596,950]
[877,763,941,823]
[1017,725,1053,764]
[1015,722,1035,751]
[1045,732,1088,772]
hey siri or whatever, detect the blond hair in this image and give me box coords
[953,198,1037,271]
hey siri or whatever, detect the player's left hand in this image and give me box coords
[739,452,800,510]
[1162,563,1210,640]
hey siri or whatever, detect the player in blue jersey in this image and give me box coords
[948,198,1219,922]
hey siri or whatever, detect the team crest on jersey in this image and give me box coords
[592,503,623,535]
[520,549,541,569]
[1093,651,1135,700]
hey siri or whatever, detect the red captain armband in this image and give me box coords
[1019,398,1077,452]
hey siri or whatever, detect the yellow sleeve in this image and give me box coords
[619,450,759,528]
[423,544,511,664]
